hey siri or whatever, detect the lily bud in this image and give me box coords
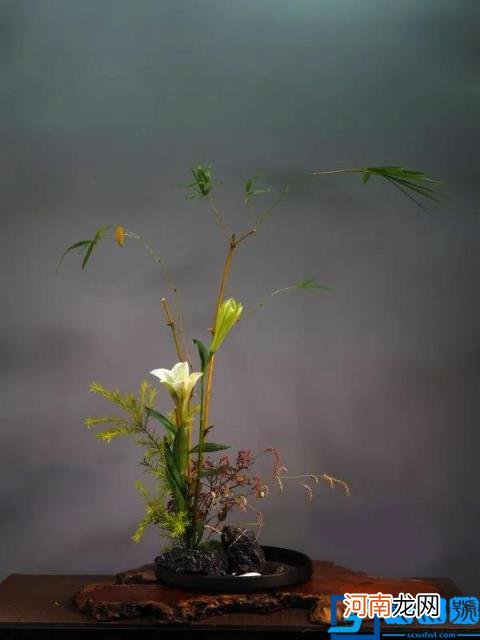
[210,298,243,353]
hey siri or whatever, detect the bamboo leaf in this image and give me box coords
[244,174,271,204]
[164,442,182,487]
[173,424,187,473]
[192,338,211,370]
[146,407,177,438]
[295,277,333,292]
[81,225,110,269]
[393,178,443,201]
[384,177,430,214]
[190,442,231,453]
[58,225,111,271]
[56,240,91,272]
[183,165,213,200]
[81,242,95,269]
[360,166,444,212]
[163,441,186,510]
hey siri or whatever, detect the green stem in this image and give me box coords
[190,363,207,548]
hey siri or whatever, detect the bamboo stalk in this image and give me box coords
[203,234,237,431]
[161,297,187,363]
[190,234,237,547]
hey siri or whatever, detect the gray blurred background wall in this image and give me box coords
[1,0,479,593]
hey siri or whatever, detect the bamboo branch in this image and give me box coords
[161,297,187,363]
[236,168,363,243]
[172,287,191,368]
[203,234,237,429]
[309,168,361,177]
[125,230,191,365]
[191,234,238,546]
[189,168,370,546]
[235,227,256,245]
[125,230,176,290]
[207,195,231,239]
[246,285,297,318]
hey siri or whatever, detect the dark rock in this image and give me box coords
[221,526,265,574]
[155,547,229,577]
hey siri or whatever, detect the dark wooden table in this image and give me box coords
[0,570,465,639]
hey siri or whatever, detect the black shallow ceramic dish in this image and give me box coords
[155,546,313,594]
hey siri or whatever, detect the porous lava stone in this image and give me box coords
[155,547,229,577]
[221,526,266,574]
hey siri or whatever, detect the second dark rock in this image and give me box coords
[221,526,266,574]
[155,547,229,577]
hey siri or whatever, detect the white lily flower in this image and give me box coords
[150,362,202,421]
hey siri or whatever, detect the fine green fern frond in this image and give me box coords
[89,381,145,425]
[84,415,130,429]
[90,382,135,409]
[139,380,158,411]
[87,379,180,543]
[161,510,189,538]
[134,480,149,499]
[95,427,133,443]
[131,472,189,543]
[132,517,150,543]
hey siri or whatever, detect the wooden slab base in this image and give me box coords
[73,561,454,624]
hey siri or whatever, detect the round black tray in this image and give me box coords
[155,545,313,593]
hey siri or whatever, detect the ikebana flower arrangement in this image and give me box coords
[61,164,440,582]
